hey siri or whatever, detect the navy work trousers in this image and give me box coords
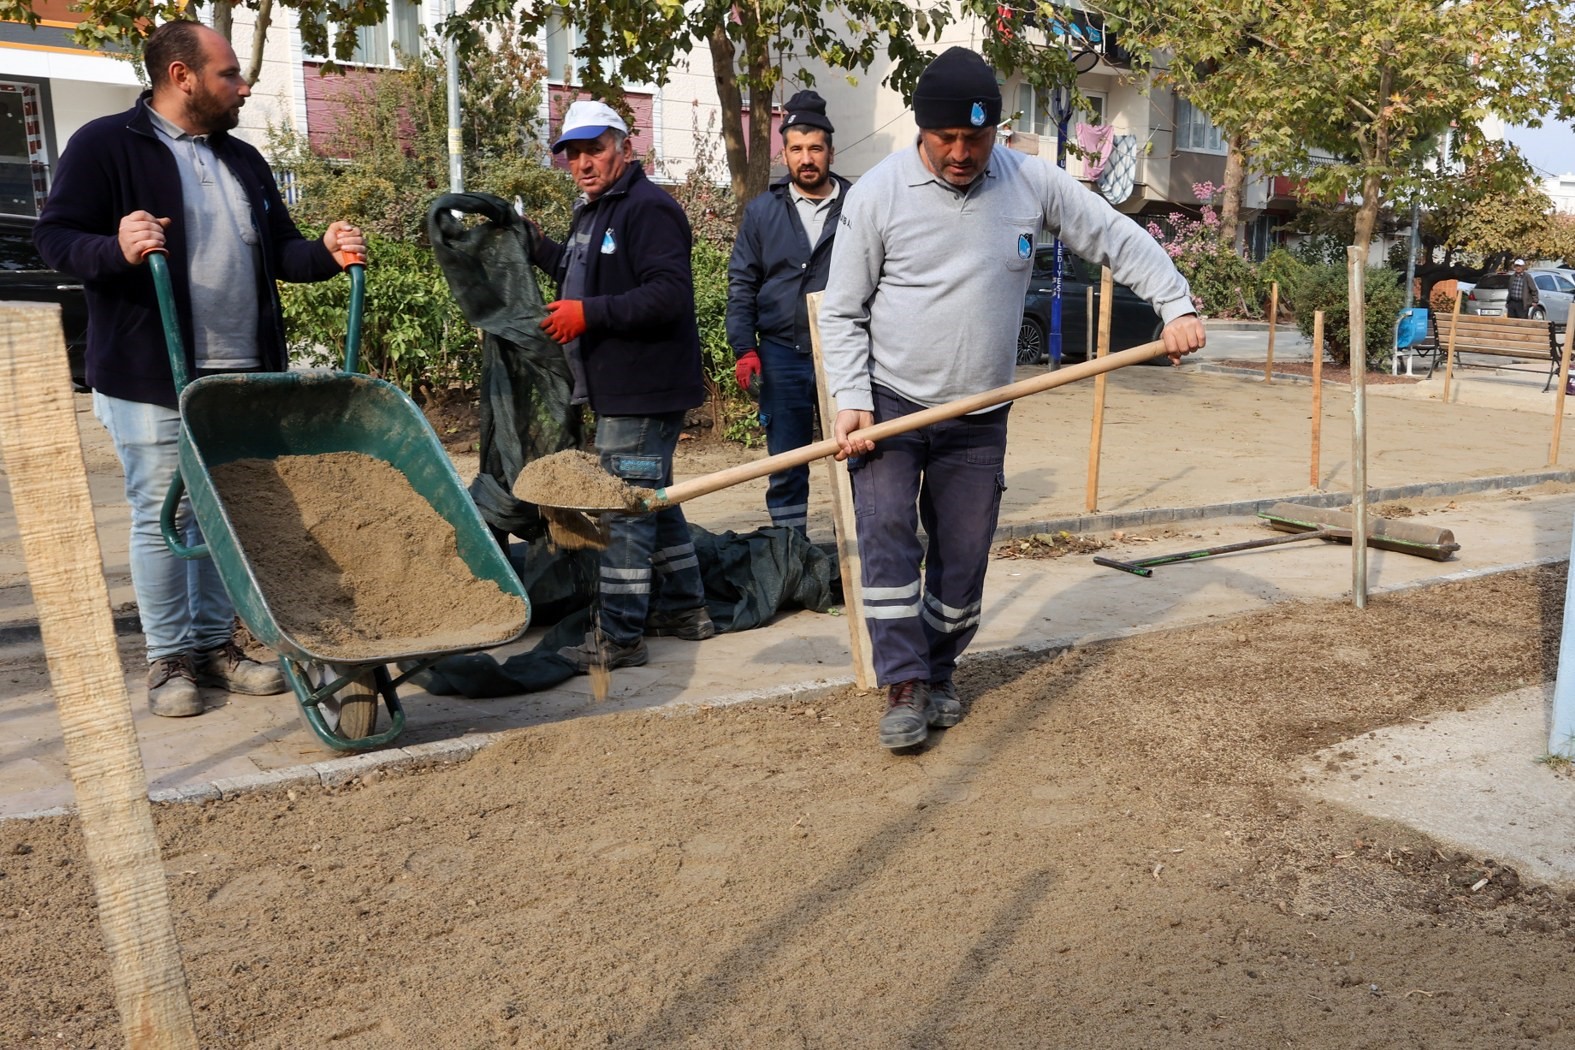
[849,383,1009,686]
[756,339,818,535]
[593,411,706,645]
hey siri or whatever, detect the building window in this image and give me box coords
[543,11,616,85]
[1175,96,1225,153]
[308,0,422,68]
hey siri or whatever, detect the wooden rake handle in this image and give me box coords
[647,339,1171,509]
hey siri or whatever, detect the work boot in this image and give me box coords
[193,641,286,695]
[558,634,650,674]
[147,654,201,718]
[644,606,716,640]
[878,679,933,750]
[928,679,964,728]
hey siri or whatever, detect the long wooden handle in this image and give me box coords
[649,338,1169,508]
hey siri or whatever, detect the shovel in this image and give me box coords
[517,339,1178,545]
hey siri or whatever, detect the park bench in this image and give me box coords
[1412,312,1569,389]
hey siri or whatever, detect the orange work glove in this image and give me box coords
[734,349,761,392]
[541,299,587,344]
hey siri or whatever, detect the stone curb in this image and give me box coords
[994,468,1575,544]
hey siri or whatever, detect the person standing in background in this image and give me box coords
[726,90,850,537]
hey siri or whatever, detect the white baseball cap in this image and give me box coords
[552,100,629,153]
[1514,258,1526,266]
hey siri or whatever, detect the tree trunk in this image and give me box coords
[212,0,233,43]
[741,35,772,203]
[708,25,749,204]
[1350,67,1390,259]
[1219,132,1247,253]
[244,0,273,87]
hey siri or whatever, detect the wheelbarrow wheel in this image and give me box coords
[297,662,380,741]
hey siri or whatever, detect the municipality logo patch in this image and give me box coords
[970,101,986,126]
[1018,233,1032,260]
[601,229,617,255]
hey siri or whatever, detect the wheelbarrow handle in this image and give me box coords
[344,261,366,375]
[143,249,190,394]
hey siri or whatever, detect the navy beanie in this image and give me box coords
[912,47,1002,129]
[781,89,834,135]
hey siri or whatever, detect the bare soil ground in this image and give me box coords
[4,567,1575,1048]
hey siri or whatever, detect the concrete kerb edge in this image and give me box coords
[996,468,1575,543]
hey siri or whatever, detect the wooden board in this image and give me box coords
[0,301,199,1048]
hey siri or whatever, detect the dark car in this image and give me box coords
[0,213,88,389]
[1018,246,1166,365]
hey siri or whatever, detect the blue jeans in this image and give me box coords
[93,392,235,662]
[594,412,706,645]
[756,340,818,534]
[849,384,1009,686]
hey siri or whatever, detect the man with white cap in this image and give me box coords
[818,46,1207,752]
[1506,258,1540,319]
[529,99,713,674]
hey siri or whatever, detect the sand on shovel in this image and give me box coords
[512,449,654,512]
[210,451,527,661]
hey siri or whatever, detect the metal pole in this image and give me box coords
[445,0,463,193]
[1048,86,1073,368]
[1347,246,1368,609]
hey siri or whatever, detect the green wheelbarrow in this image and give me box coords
[148,250,530,751]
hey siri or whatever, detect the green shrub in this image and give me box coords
[1257,248,1309,318]
[1292,264,1405,367]
[281,231,478,391]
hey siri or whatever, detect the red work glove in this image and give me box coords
[541,299,587,344]
[734,349,761,392]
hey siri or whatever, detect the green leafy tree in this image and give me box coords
[1100,0,1575,253]
[453,0,952,205]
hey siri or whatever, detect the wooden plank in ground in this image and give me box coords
[805,292,875,691]
[0,301,199,1049]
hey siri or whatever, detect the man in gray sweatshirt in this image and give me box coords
[818,46,1207,752]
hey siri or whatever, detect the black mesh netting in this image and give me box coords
[418,193,841,698]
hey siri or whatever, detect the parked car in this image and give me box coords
[1462,267,1575,322]
[1018,246,1166,365]
[0,213,88,390]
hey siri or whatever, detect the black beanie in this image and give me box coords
[781,89,834,135]
[912,47,1002,129]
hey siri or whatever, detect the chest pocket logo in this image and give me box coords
[601,229,617,255]
[1018,233,1033,260]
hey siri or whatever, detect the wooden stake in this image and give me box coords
[1442,289,1462,403]
[805,293,875,690]
[1346,248,1368,610]
[1085,285,1094,361]
[1310,309,1325,489]
[1550,301,1575,467]
[0,303,199,1048]
[1086,266,1114,513]
[1263,281,1279,383]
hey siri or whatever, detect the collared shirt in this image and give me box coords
[788,178,840,248]
[147,105,261,370]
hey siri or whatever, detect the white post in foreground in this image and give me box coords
[1551,523,1575,757]
[1347,247,1368,609]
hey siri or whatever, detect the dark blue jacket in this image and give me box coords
[533,161,704,416]
[725,173,850,356]
[34,94,341,409]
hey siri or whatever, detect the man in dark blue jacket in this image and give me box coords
[726,90,849,537]
[35,19,363,718]
[530,99,713,673]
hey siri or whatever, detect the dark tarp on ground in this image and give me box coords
[420,194,844,699]
[408,527,841,698]
[427,192,580,541]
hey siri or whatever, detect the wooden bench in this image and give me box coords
[1414,312,1569,389]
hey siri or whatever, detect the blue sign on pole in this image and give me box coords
[1048,100,1074,368]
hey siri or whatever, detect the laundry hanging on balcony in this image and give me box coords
[1097,134,1138,205]
[1075,123,1115,180]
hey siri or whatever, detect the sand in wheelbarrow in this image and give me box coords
[210,452,526,661]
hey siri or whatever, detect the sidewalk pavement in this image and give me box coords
[4,324,1574,887]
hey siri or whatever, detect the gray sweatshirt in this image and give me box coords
[819,142,1196,413]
